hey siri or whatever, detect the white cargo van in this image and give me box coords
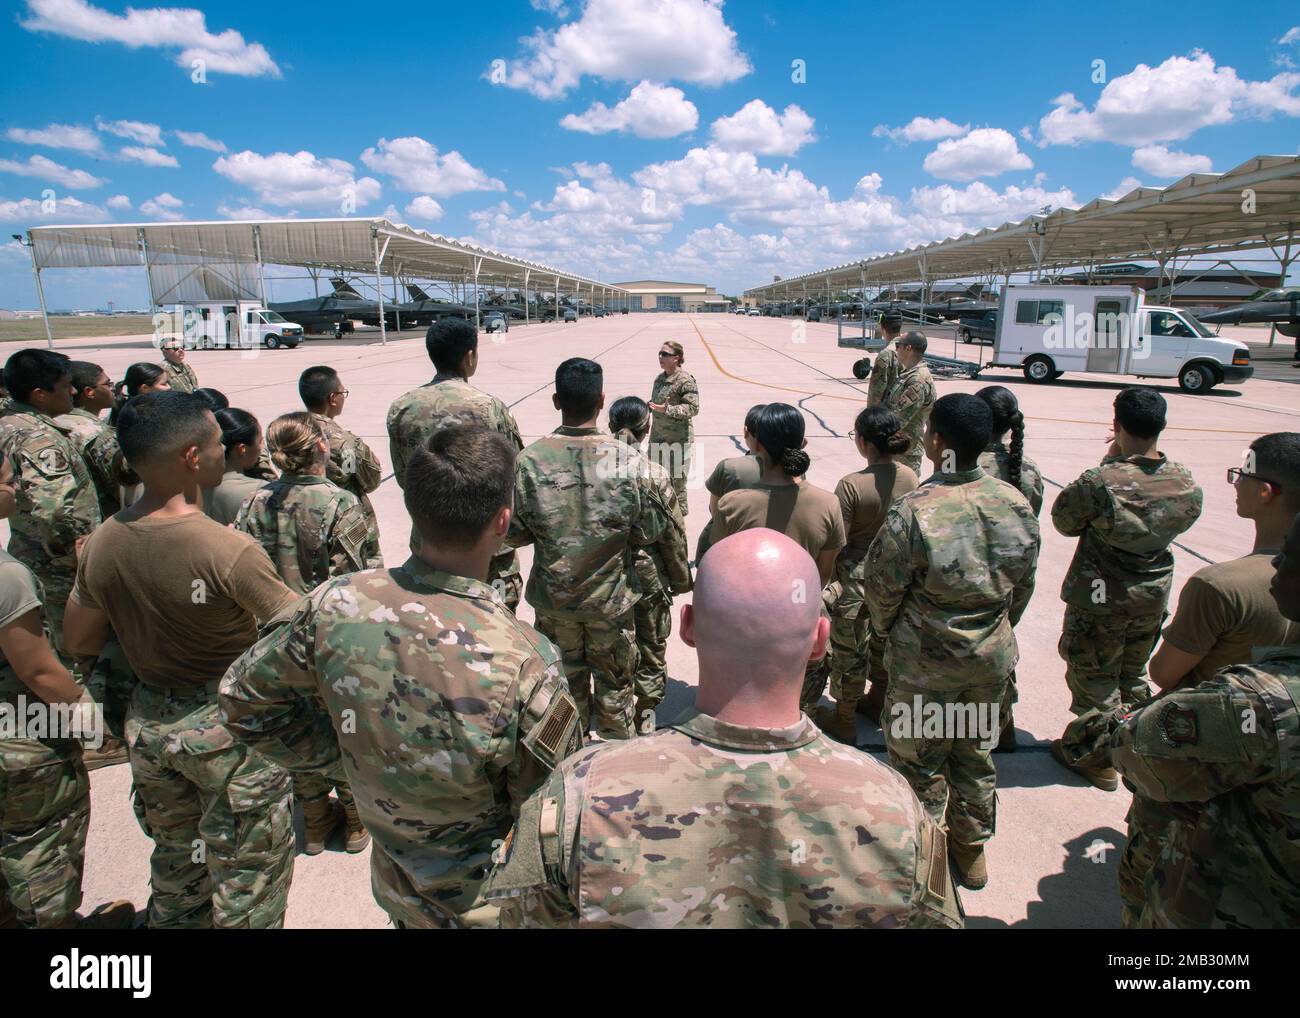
[162,301,304,350]
[987,285,1252,393]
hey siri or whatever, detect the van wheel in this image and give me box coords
[852,358,871,380]
[1023,355,1055,383]
[264,334,281,350]
[960,328,972,343]
[1178,363,1214,393]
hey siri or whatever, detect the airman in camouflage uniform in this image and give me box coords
[312,412,382,532]
[880,333,936,476]
[54,361,123,521]
[1051,388,1203,788]
[648,342,699,515]
[160,343,199,393]
[867,394,1039,888]
[865,311,903,406]
[978,443,1044,516]
[221,425,583,929]
[609,398,692,733]
[1108,512,1300,927]
[486,529,963,929]
[387,321,523,609]
[509,359,678,739]
[0,350,101,659]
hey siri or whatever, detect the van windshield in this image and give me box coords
[1180,312,1216,338]
[259,310,287,323]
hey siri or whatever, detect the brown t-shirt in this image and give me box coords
[1161,551,1300,686]
[834,463,920,554]
[705,455,763,498]
[714,481,847,560]
[71,509,298,689]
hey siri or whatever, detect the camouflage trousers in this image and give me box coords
[1118,793,1182,929]
[883,679,1007,847]
[10,541,74,661]
[694,518,716,564]
[799,597,840,712]
[0,738,88,927]
[126,682,294,928]
[826,602,887,705]
[633,593,671,724]
[293,772,355,810]
[1058,606,1162,767]
[648,436,692,517]
[534,610,638,740]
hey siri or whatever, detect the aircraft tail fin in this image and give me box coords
[406,283,431,301]
[330,277,366,300]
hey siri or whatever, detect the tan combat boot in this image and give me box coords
[49,900,136,930]
[856,682,886,725]
[301,797,342,855]
[994,707,1017,753]
[82,735,130,771]
[1050,739,1119,792]
[949,841,988,891]
[814,699,858,745]
[342,800,370,854]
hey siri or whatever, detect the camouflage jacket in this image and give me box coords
[219,557,583,929]
[615,430,692,602]
[506,426,674,620]
[386,373,522,487]
[978,442,1044,517]
[310,412,382,531]
[0,403,101,572]
[386,373,523,592]
[1053,453,1202,614]
[162,359,199,394]
[866,466,1040,691]
[1110,646,1300,929]
[866,343,900,406]
[485,708,963,929]
[234,474,381,595]
[882,362,936,455]
[649,369,699,444]
[53,407,122,520]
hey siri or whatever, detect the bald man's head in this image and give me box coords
[686,529,827,709]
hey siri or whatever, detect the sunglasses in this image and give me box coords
[658,351,677,358]
[1227,467,1282,489]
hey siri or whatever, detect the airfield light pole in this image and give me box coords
[14,233,54,350]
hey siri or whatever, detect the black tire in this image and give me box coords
[1178,363,1214,393]
[1023,355,1055,383]
[264,333,281,350]
[852,358,871,380]
[960,328,972,343]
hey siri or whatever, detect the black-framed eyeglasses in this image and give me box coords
[1228,467,1281,489]
[848,429,857,439]
[333,388,349,398]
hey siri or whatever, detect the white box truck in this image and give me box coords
[161,301,304,351]
[987,284,1252,393]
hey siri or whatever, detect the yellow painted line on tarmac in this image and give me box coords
[686,316,1271,436]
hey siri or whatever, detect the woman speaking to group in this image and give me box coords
[648,340,699,515]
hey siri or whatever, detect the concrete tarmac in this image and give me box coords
[13,313,1299,928]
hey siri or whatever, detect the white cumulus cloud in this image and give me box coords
[922,128,1032,181]
[105,193,131,209]
[491,0,750,99]
[0,154,107,189]
[139,192,184,220]
[214,150,382,209]
[119,146,178,167]
[6,123,101,152]
[95,116,163,147]
[1131,145,1212,177]
[404,195,445,221]
[710,100,816,156]
[174,130,227,152]
[872,116,969,145]
[560,81,698,138]
[360,137,504,197]
[0,194,110,223]
[1038,50,1300,146]
[21,0,280,77]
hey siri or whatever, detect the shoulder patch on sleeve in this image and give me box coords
[482,795,550,901]
[335,507,372,569]
[523,687,581,769]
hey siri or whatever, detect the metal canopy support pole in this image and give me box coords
[473,257,482,331]
[554,274,559,318]
[252,225,268,307]
[372,229,390,346]
[138,228,157,312]
[309,267,320,298]
[1261,227,1295,347]
[24,234,54,350]
[523,268,531,325]
[392,260,402,332]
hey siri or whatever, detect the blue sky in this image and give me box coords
[2,0,1299,309]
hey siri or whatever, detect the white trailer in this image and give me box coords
[160,301,304,351]
[987,284,1252,393]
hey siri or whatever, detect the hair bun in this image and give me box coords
[781,448,811,475]
[886,430,911,455]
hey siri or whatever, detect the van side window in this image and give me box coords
[1016,299,1064,324]
[1148,311,1194,338]
[1015,300,1037,324]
